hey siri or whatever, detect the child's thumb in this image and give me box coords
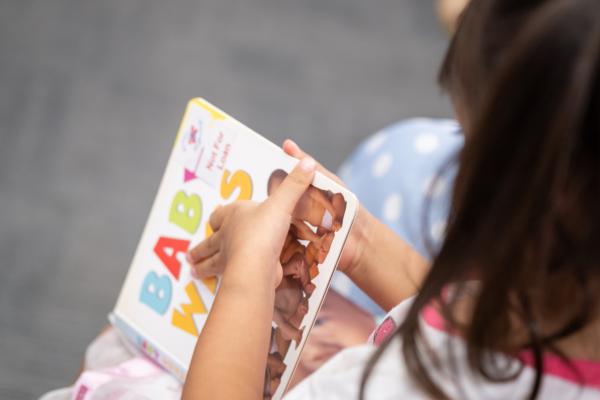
[267,157,316,216]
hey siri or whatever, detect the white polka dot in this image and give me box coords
[422,176,447,198]
[414,133,440,154]
[382,193,402,221]
[371,152,393,177]
[431,220,447,242]
[365,132,387,154]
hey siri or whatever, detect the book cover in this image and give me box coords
[110,98,358,399]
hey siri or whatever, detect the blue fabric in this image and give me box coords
[331,118,464,317]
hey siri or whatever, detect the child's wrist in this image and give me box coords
[221,256,280,293]
[345,205,374,278]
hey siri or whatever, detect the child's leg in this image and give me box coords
[305,187,339,231]
[267,352,286,376]
[281,252,310,287]
[274,329,291,358]
[288,298,309,327]
[291,219,333,255]
[290,219,320,243]
[273,310,303,344]
[280,234,305,264]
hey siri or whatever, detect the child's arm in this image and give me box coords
[183,273,274,400]
[183,158,316,400]
[345,207,429,310]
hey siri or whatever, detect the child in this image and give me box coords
[280,232,316,292]
[183,0,600,399]
[273,276,306,344]
[436,0,469,33]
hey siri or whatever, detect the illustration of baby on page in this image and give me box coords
[263,169,347,399]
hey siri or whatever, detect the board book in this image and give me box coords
[110,98,358,399]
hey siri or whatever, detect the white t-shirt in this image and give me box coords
[42,297,600,400]
[286,298,600,399]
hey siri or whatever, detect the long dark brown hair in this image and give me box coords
[361,0,600,398]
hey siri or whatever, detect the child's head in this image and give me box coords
[436,0,497,129]
[437,0,600,133]
[365,0,600,398]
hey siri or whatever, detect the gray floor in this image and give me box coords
[0,1,451,398]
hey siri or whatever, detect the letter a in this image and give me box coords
[153,236,189,280]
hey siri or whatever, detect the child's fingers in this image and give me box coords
[187,230,222,264]
[267,157,316,216]
[282,139,308,159]
[191,254,222,279]
[282,139,345,187]
[283,140,326,171]
[208,204,231,231]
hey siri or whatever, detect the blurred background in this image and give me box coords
[0,0,452,398]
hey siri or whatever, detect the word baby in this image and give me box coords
[139,169,253,336]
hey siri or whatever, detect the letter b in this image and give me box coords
[169,191,202,234]
[140,271,172,315]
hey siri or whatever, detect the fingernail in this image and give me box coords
[186,252,194,264]
[190,267,199,278]
[300,157,316,172]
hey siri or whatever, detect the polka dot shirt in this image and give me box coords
[331,118,464,317]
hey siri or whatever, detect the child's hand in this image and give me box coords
[282,139,371,276]
[187,157,317,290]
